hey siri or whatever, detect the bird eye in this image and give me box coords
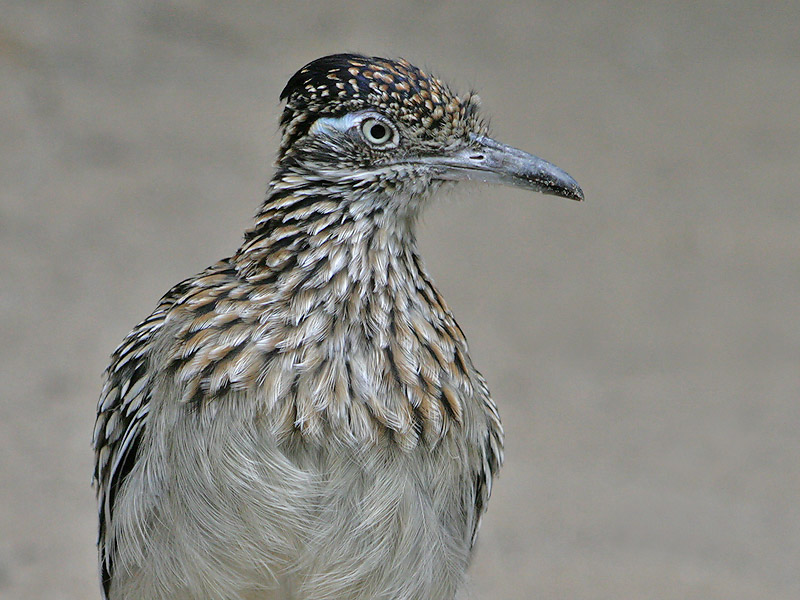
[360,118,395,146]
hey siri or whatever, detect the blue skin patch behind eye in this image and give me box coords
[309,114,362,137]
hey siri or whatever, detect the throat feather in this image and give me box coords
[172,185,472,448]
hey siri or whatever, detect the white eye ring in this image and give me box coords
[360,118,396,147]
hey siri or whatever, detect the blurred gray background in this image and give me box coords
[2,1,798,598]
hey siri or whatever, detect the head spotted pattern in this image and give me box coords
[278,53,486,160]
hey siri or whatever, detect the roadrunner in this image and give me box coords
[93,53,583,599]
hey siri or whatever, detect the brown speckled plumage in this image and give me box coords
[93,53,582,600]
[278,54,485,158]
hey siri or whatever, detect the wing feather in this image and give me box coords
[91,280,191,598]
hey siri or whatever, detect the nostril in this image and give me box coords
[469,154,485,161]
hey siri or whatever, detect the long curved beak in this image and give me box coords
[421,135,584,201]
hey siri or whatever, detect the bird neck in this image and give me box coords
[223,173,479,449]
[234,172,424,295]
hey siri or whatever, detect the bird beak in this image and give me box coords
[422,134,584,201]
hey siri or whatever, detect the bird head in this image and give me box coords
[276,54,583,218]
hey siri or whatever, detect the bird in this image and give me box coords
[92,53,583,600]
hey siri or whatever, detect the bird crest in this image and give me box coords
[278,53,486,160]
